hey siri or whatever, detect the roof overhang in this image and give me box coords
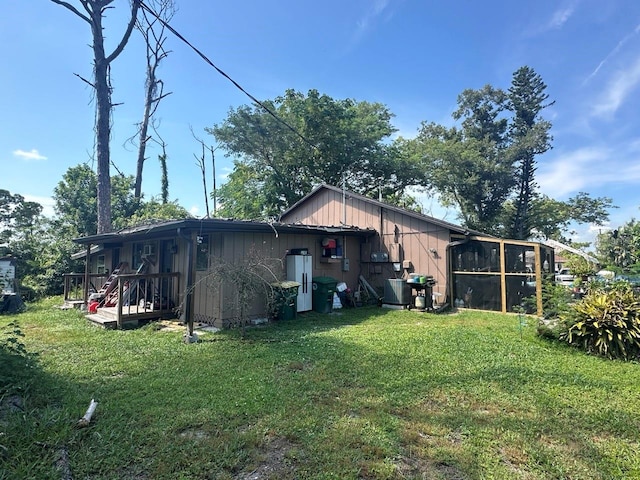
[72,218,376,245]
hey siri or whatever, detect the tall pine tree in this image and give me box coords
[507,66,554,240]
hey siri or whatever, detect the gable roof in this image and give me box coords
[72,217,375,245]
[280,184,487,236]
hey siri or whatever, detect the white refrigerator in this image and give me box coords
[286,254,312,312]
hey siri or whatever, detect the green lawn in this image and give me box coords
[2,297,639,479]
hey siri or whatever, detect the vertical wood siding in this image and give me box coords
[191,230,364,328]
[281,188,454,303]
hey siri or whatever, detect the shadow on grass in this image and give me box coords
[5,302,639,479]
[1,315,96,479]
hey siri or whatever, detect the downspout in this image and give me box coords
[445,235,471,308]
[177,228,194,337]
[83,243,91,308]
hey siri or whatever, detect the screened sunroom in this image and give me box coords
[448,236,555,315]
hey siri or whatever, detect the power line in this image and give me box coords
[138,0,318,152]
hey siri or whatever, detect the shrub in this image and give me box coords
[0,321,38,396]
[541,278,572,320]
[561,282,640,360]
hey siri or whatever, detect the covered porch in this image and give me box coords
[63,270,180,328]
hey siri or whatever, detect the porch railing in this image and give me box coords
[109,272,180,327]
[63,273,108,302]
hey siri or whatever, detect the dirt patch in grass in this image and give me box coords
[234,436,296,480]
[179,428,211,441]
[396,455,468,480]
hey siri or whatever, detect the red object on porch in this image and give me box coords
[88,301,99,314]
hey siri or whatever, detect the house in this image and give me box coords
[67,218,374,330]
[280,184,554,314]
[68,185,554,329]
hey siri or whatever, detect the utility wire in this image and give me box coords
[138,0,319,152]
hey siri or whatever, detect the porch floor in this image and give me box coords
[87,305,178,329]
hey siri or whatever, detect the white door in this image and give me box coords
[287,255,312,312]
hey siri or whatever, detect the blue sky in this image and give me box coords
[2,0,640,245]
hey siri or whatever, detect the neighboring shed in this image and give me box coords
[0,256,25,314]
[0,256,17,294]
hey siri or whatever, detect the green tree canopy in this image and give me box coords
[123,197,191,227]
[1,190,43,247]
[408,66,612,240]
[53,164,139,236]
[411,83,515,235]
[209,89,421,219]
[596,218,640,273]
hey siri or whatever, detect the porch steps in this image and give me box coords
[87,313,119,329]
[60,300,85,310]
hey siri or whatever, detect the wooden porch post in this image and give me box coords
[83,243,91,307]
[499,240,507,314]
[534,243,543,316]
[117,279,124,329]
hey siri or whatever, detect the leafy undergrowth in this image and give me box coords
[1,297,640,479]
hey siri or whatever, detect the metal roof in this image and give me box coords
[72,217,376,245]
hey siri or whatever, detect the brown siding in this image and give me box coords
[191,230,364,328]
[282,188,454,305]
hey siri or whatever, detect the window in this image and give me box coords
[96,255,106,274]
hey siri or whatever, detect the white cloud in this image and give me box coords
[12,149,47,161]
[592,56,640,118]
[538,146,640,197]
[189,205,200,216]
[23,194,55,217]
[547,4,576,30]
[352,0,392,45]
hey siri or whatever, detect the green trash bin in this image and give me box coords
[271,281,300,320]
[312,276,338,313]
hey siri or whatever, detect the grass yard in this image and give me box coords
[2,297,640,479]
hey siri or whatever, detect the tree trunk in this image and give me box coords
[91,13,113,234]
[51,0,141,234]
[134,77,153,199]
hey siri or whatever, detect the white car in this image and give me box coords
[555,268,574,286]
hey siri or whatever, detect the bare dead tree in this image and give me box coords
[131,0,175,200]
[51,0,140,234]
[209,145,219,215]
[146,124,170,203]
[194,142,210,218]
[191,127,211,217]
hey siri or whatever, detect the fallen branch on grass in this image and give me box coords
[76,399,98,428]
[55,446,73,480]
